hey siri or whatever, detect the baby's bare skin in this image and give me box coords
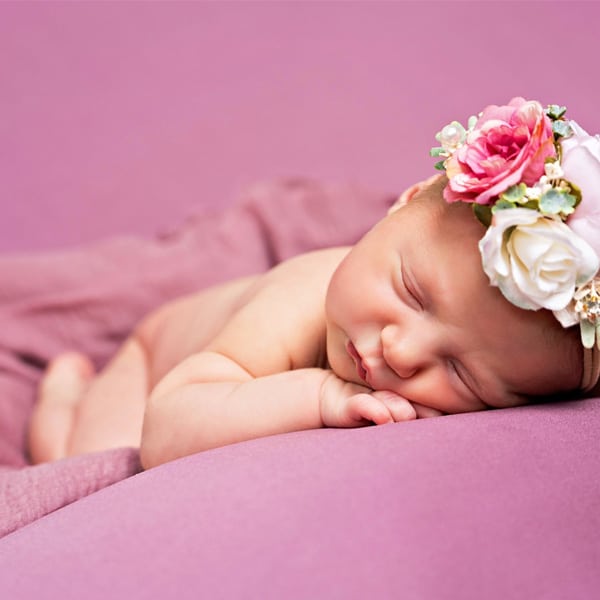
[29,179,582,469]
[141,247,348,383]
[138,275,262,388]
[29,247,353,464]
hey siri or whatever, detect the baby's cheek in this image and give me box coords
[325,337,359,387]
[410,403,445,419]
[418,392,489,415]
[484,393,529,410]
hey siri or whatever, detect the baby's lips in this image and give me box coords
[346,340,369,384]
[362,355,393,388]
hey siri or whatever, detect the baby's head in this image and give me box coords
[326,98,600,413]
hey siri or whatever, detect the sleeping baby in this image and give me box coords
[28,98,600,469]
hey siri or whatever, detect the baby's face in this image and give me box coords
[325,193,580,414]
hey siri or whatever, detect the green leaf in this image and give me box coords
[580,319,596,349]
[546,104,567,120]
[492,199,517,213]
[521,199,540,211]
[434,160,446,171]
[553,120,573,138]
[472,203,492,227]
[538,188,576,216]
[499,183,527,203]
[430,147,445,157]
[568,181,583,209]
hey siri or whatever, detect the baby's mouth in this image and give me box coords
[347,340,368,384]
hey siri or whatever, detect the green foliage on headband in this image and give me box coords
[581,318,597,349]
[552,120,573,139]
[472,203,492,227]
[568,181,583,209]
[493,184,538,213]
[546,104,567,120]
[500,183,527,203]
[492,199,518,212]
[539,188,577,216]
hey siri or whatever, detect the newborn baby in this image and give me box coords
[29,98,600,469]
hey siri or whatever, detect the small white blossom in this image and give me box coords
[574,280,600,324]
[436,121,466,153]
[544,161,564,180]
[525,179,552,200]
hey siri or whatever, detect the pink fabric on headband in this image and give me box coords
[562,122,600,260]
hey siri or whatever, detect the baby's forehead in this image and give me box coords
[392,196,484,258]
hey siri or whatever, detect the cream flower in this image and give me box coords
[479,207,599,313]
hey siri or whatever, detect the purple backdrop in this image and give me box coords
[2,1,599,253]
[2,3,600,598]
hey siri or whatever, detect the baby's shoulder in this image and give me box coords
[229,246,351,339]
[260,246,350,287]
[206,246,351,373]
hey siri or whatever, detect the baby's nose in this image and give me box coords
[381,324,432,379]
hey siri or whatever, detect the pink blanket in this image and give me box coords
[0,179,394,537]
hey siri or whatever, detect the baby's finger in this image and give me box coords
[411,402,445,419]
[372,390,417,422]
[347,393,394,426]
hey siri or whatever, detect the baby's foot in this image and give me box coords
[28,352,95,463]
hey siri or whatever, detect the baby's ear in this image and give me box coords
[388,174,443,215]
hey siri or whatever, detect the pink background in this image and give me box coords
[2,0,600,253]
[2,4,600,596]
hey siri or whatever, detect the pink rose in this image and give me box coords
[562,121,600,261]
[444,97,556,205]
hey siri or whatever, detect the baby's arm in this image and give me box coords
[141,352,327,468]
[140,248,445,469]
[140,248,423,469]
[141,351,421,469]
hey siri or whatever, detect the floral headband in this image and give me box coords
[431,97,600,391]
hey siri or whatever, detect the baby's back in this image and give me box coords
[136,247,350,387]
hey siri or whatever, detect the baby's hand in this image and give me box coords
[341,390,418,427]
[319,373,442,428]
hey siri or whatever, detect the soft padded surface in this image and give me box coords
[2,402,600,599]
[0,179,393,537]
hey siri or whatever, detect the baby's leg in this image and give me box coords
[28,353,95,463]
[67,336,149,456]
[29,336,149,463]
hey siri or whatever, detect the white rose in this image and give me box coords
[561,121,600,259]
[478,208,599,314]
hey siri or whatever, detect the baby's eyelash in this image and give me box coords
[448,360,469,393]
[449,360,462,382]
[401,265,423,309]
[449,360,481,403]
